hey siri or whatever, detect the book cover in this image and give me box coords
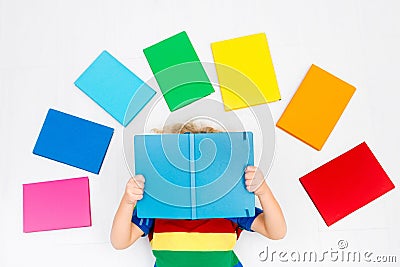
[143,31,214,111]
[211,33,281,110]
[299,142,395,226]
[134,132,255,219]
[23,177,91,233]
[276,64,356,150]
[33,109,114,174]
[75,50,156,126]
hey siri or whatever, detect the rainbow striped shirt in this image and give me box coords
[132,207,263,267]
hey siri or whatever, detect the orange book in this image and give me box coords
[276,65,356,150]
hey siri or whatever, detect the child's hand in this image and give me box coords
[123,175,145,205]
[245,166,268,196]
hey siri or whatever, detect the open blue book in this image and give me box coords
[134,132,255,219]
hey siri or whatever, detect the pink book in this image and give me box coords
[23,177,92,233]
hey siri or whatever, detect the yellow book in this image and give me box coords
[276,64,356,150]
[211,33,281,111]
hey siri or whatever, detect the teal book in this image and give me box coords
[75,50,156,127]
[134,132,255,219]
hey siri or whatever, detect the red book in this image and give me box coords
[300,142,395,226]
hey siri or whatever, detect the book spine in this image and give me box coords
[189,133,196,219]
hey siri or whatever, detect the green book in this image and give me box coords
[143,31,214,111]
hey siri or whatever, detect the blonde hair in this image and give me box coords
[152,122,221,134]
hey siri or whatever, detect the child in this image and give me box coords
[111,122,286,267]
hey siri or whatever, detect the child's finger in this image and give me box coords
[127,180,142,190]
[245,179,253,186]
[134,180,145,189]
[129,175,145,189]
[245,166,257,172]
[246,185,255,192]
[134,194,143,200]
[134,175,145,183]
[245,172,255,180]
[127,191,143,201]
[130,187,144,195]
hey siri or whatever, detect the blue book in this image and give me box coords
[33,109,114,174]
[74,50,156,127]
[134,132,255,219]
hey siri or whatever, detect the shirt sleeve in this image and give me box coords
[227,207,263,232]
[131,206,154,236]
